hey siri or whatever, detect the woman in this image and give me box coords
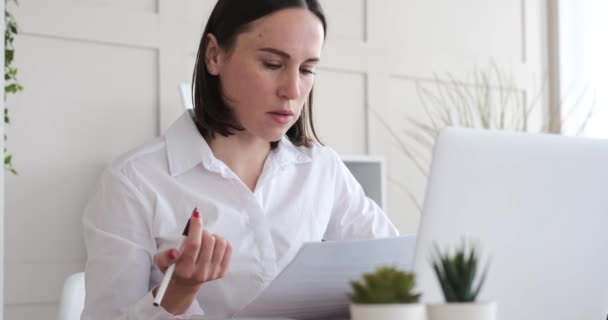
[82,0,398,319]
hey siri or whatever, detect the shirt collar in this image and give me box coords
[272,136,312,168]
[165,111,312,176]
[165,111,215,177]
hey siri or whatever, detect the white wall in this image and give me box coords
[5,1,166,318]
[3,1,549,318]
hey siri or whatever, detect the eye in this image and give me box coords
[263,62,282,70]
[300,68,316,76]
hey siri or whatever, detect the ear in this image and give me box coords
[205,34,223,75]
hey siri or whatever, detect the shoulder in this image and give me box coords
[102,136,169,186]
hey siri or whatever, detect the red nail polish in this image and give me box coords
[169,249,177,260]
[193,210,200,218]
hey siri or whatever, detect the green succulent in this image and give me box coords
[431,241,489,302]
[349,266,421,304]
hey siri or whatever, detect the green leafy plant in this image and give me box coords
[349,266,421,304]
[4,0,23,175]
[431,241,489,303]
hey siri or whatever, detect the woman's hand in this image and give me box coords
[153,209,232,315]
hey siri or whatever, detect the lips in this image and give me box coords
[268,110,294,116]
[268,110,294,125]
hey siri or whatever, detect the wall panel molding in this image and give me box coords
[15,2,160,49]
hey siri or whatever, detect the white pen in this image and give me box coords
[153,209,194,307]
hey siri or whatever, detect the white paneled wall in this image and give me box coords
[3,0,548,318]
[5,34,158,313]
[5,1,163,318]
[314,70,367,155]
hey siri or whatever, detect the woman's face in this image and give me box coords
[206,8,324,143]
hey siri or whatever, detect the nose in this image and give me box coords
[278,68,300,100]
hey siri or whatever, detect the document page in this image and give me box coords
[234,235,417,320]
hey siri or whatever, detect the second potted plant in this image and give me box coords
[348,266,425,320]
[427,241,496,320]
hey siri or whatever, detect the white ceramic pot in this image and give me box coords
[350,303,426,320]
[427,302,497,320]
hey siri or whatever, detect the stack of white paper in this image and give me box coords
[234,235,417,320]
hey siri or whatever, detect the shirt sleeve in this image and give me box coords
[81,168,205,320]
[323,149,399,240]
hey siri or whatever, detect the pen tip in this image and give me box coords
[153,302,159,307]
[183,218,191,236]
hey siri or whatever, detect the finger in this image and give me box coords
[192,231,215,282]
[176,209,203,276]
[210,235,227,279]
[197,230,216,265]
[219,242,232,278]
[154,248,180,273]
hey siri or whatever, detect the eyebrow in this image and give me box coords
[258,47,320,63]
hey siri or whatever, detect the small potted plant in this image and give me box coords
[427,241,496,320]
[348,266,425,320]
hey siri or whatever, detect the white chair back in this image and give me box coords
[57,272,85,320]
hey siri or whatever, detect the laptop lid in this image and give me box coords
[414,127,608,319]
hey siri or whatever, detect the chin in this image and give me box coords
[260,129,288,143]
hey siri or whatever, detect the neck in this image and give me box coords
[207,133,273,191]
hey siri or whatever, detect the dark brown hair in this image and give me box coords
[191,0,326,148]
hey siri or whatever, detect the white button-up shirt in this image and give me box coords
[82,111,398,320]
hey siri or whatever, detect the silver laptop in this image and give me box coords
[414,127,608,319]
